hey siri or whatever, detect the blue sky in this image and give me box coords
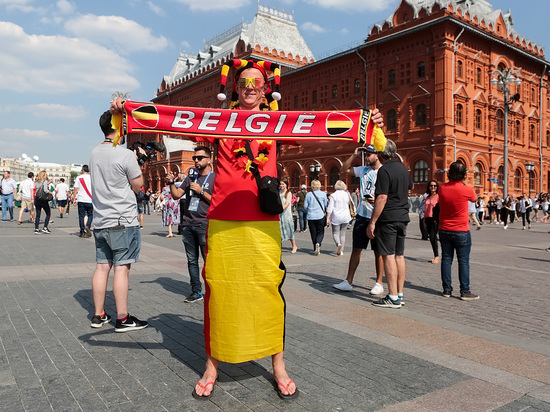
[1,0,549,165]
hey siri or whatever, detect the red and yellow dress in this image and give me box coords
[203,138,285,363]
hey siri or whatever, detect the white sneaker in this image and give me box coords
[332,280,353,292]
[369,282,384,295]
[336,244,342,256]
[314,243,320,256]
[503,225,508,230]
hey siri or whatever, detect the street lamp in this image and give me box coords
[491,67,522,198]
[309,163,321,180]
[525,162,535,198]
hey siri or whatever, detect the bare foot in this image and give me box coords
[430,256,440,264]
[193,356,218,398]
[273,370,296,396]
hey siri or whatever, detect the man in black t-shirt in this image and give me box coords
[166,146,215,303]
[367,139,413,308]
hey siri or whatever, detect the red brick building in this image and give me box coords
[131,1,550,197]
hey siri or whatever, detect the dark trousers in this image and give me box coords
[308,218,326,249]
[419,217,428,240]
[34,200,50,229]
[521,210,531,227]
[78,202,93,233]
[425,217,439,257]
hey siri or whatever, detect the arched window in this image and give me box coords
[332,85,338,99]
[388,69,396,86]
[456,104,463,125]
[514,169,521,189]
[312,90,318,104]
[457,60,463,78]
[474,163,483,186]
[530,124,536,142]
[496,110,504,135]
[515,120,521,140]
[329,166,340,186]
[294,95,299,109]
[291,169,300,188]
[413,159,428,184]
[416,104,427,125]
[529,171,535,192]
[354,78,361,94]
[498,62,506,72]
[475,109,482,130]
[476,67,482,85]
[497,165,504,188]
[417,61,425,78]
[387,109,397,130]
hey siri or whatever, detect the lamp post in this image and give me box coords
[491,67,522,199]
[525,162,535,199]
[309,163,321,181]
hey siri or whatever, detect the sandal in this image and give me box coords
[275,379,299,400]
[192,380,215,400]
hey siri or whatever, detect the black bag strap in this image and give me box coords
[311,190,326,214]
[244,140,262,184]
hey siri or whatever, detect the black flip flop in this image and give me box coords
[274,380,299,400]
[192,380,215,400]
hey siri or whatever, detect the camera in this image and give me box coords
[129,140,166,166]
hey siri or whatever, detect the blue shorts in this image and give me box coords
[94,225,141,266]
[57,199,67,207]
[352,215,378,252]
[137,202,144,214]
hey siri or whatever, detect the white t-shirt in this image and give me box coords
[326,190,352,225]
[55,182,69,200]
[353,165,379,219]
[74,174,92,203]
[89,144,142,229]
[21,178,35,199]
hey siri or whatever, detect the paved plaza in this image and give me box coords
[1,210,549,411]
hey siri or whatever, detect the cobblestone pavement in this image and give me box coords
[0,212,549,411]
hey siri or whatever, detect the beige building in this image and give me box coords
[0,157,79,184]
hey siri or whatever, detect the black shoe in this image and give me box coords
[460,291,480,301]
[42,227,51,234]
[184,292,204,303]
[91,313,111,328]
[114,314,148,332]
[442,290,452,298]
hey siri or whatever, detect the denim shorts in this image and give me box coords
[137,202,144,214]
[375,221,408,256]
[94,225,141,266]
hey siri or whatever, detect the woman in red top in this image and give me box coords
[423,180,439,263]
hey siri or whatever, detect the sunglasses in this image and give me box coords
[429,185,437,188]
[238,77,264,89]
[192,155,208,161]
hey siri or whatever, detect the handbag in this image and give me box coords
[244,141,283,215]
[36,181,53,202]
[311,190,327,218]
[347,192,357,218]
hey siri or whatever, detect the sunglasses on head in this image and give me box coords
[192,155,208,161]
[238,77,264,88]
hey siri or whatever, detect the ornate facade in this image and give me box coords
[131,0,550,197]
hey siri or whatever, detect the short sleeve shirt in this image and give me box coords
[353,165,378,219]
[374,159,413,222]
[438,181,476,231]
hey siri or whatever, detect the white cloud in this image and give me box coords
[56,0,74,14]
[147,1,165,16]
[0,104,87,119]
[172,0,250,11]
[301,21,325,33]
[0,0,38,12]
[304,0,391,12]
[181,40,191,49]
[1,128,57,141]
[0,22,139,94]
[65,14,169,52]
[340,28,350,35]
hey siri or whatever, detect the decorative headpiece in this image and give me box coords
[217,59,281,110]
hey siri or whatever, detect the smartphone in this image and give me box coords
[364,193,373,200]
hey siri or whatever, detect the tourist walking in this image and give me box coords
[305,179,328,255]
[326,180,352,256]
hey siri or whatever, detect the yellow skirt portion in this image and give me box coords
[203,219,286,363]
